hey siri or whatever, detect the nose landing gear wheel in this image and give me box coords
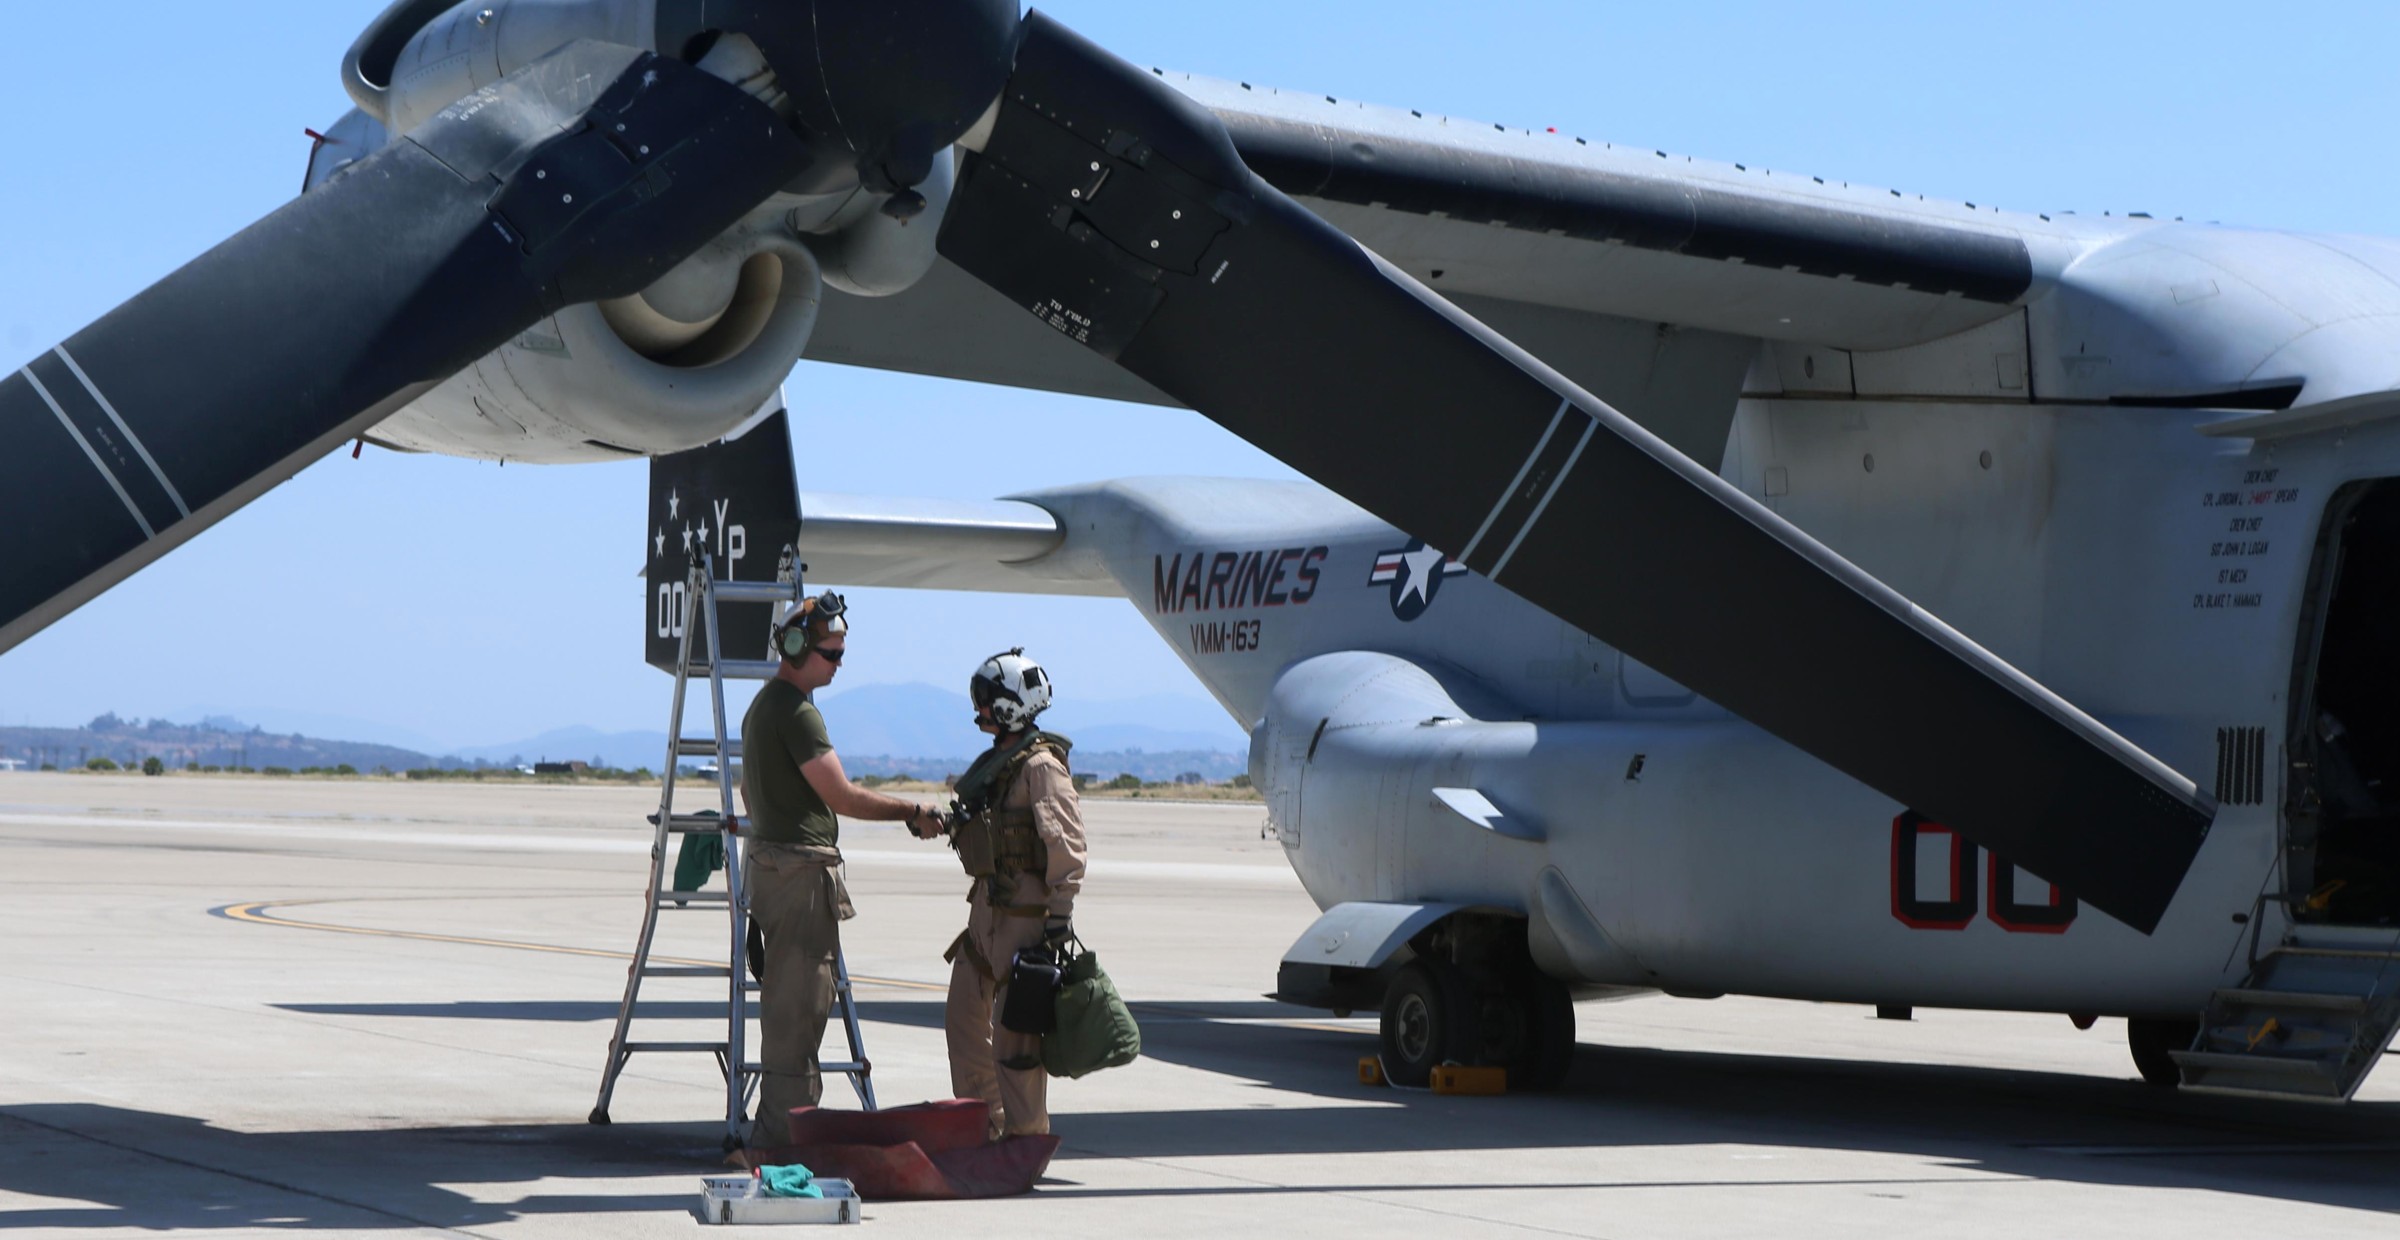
[1379,958,1478,1087]
[2127,1016,2199,1087]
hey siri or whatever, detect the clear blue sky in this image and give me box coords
[2,2,2394,751]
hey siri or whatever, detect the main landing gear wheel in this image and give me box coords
[1512,974,1577,1090]
[2127,1016,2199,1087]
[1380,958,1478,1087]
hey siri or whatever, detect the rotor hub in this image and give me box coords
[660,0,1022,197]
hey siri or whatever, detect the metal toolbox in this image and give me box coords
[694,1175,862,1225]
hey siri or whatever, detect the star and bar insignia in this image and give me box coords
[1368,539,1468,621]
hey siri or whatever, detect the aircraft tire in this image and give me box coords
[1380,958,1478,1087]
[1513,975,1577,1090]
[2126,1016,2198,1087]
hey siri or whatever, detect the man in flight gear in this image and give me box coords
[914,648,1087,1141]
[742,592,946,1149]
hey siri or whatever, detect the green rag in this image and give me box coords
[672,828,725,893]
[759,1164,822,1199]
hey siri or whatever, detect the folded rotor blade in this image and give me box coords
[937,13,2211,933]
[0,42,809,654]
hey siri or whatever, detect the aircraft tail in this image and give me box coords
[643,408,802,673]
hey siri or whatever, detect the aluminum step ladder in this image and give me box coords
[589,556,877,1150]
[2174,921,2400,1101]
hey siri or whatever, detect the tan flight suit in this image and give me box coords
[744,842,853,1148]
[943,743,1087,1141]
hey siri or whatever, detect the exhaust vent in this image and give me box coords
[2214,726,2268,807]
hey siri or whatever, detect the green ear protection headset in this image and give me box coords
[777,591,849,664]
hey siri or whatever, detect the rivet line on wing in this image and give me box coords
[55,346,188,518]
[1460,397,1569,564]
[1490,407,1597,582]
[20,367,155,539]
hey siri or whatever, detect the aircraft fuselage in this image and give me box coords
[1022,390,2400,1017]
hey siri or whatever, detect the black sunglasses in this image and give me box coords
[812,645,846,665]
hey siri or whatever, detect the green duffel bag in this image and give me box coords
[1041,942,1141,1079]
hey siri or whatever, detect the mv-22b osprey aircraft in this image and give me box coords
[5,1,2400,1101]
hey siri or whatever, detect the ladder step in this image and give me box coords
[624,1041,732,1054]
[658,890,731,907]
[676,738,744,758]
[2283,925,2400,951]
[2215,988,2373,1013]
[2171,1050,2338,1077]
[2267,944,2400,961]
[710,581,798,605]
[665,814,745,834]
[713,659,783,681]
[641,966,734,979]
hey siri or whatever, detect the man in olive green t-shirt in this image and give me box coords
[742,593,945,1150]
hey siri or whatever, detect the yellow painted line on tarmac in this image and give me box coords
[213,898,947,993]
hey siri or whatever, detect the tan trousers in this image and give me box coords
[945,897,1051,1141]
[745,843,847,1148]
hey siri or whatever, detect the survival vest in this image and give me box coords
[948,729,1073,898]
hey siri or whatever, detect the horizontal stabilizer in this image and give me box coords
[796,492,1115,596]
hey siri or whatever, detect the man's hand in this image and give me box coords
[907,805,944,839]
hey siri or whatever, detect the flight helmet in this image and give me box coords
[971,647,1052,730]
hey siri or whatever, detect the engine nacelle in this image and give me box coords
[371,221,825,460]
[347,0,662,137]
[316,0,955,460]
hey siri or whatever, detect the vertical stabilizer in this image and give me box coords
[643,408,802,672]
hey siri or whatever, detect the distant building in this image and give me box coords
[533,761,591,775]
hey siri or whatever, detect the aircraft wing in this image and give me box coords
[797,492,1116,597]
[1195,74,2044,353]
[784,31,2212,934]
[799,71,2066,467]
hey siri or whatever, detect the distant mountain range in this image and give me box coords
[435,684,1250,780]
[166,705,453,755]
[1,684,1250,781]
[810,683,1245,758]
[0,714,434,773]
[804,682,1249,781]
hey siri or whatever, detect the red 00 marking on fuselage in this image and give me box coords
[1890,812,2077,933]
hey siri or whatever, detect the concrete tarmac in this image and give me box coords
[0,772,2394,1237]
